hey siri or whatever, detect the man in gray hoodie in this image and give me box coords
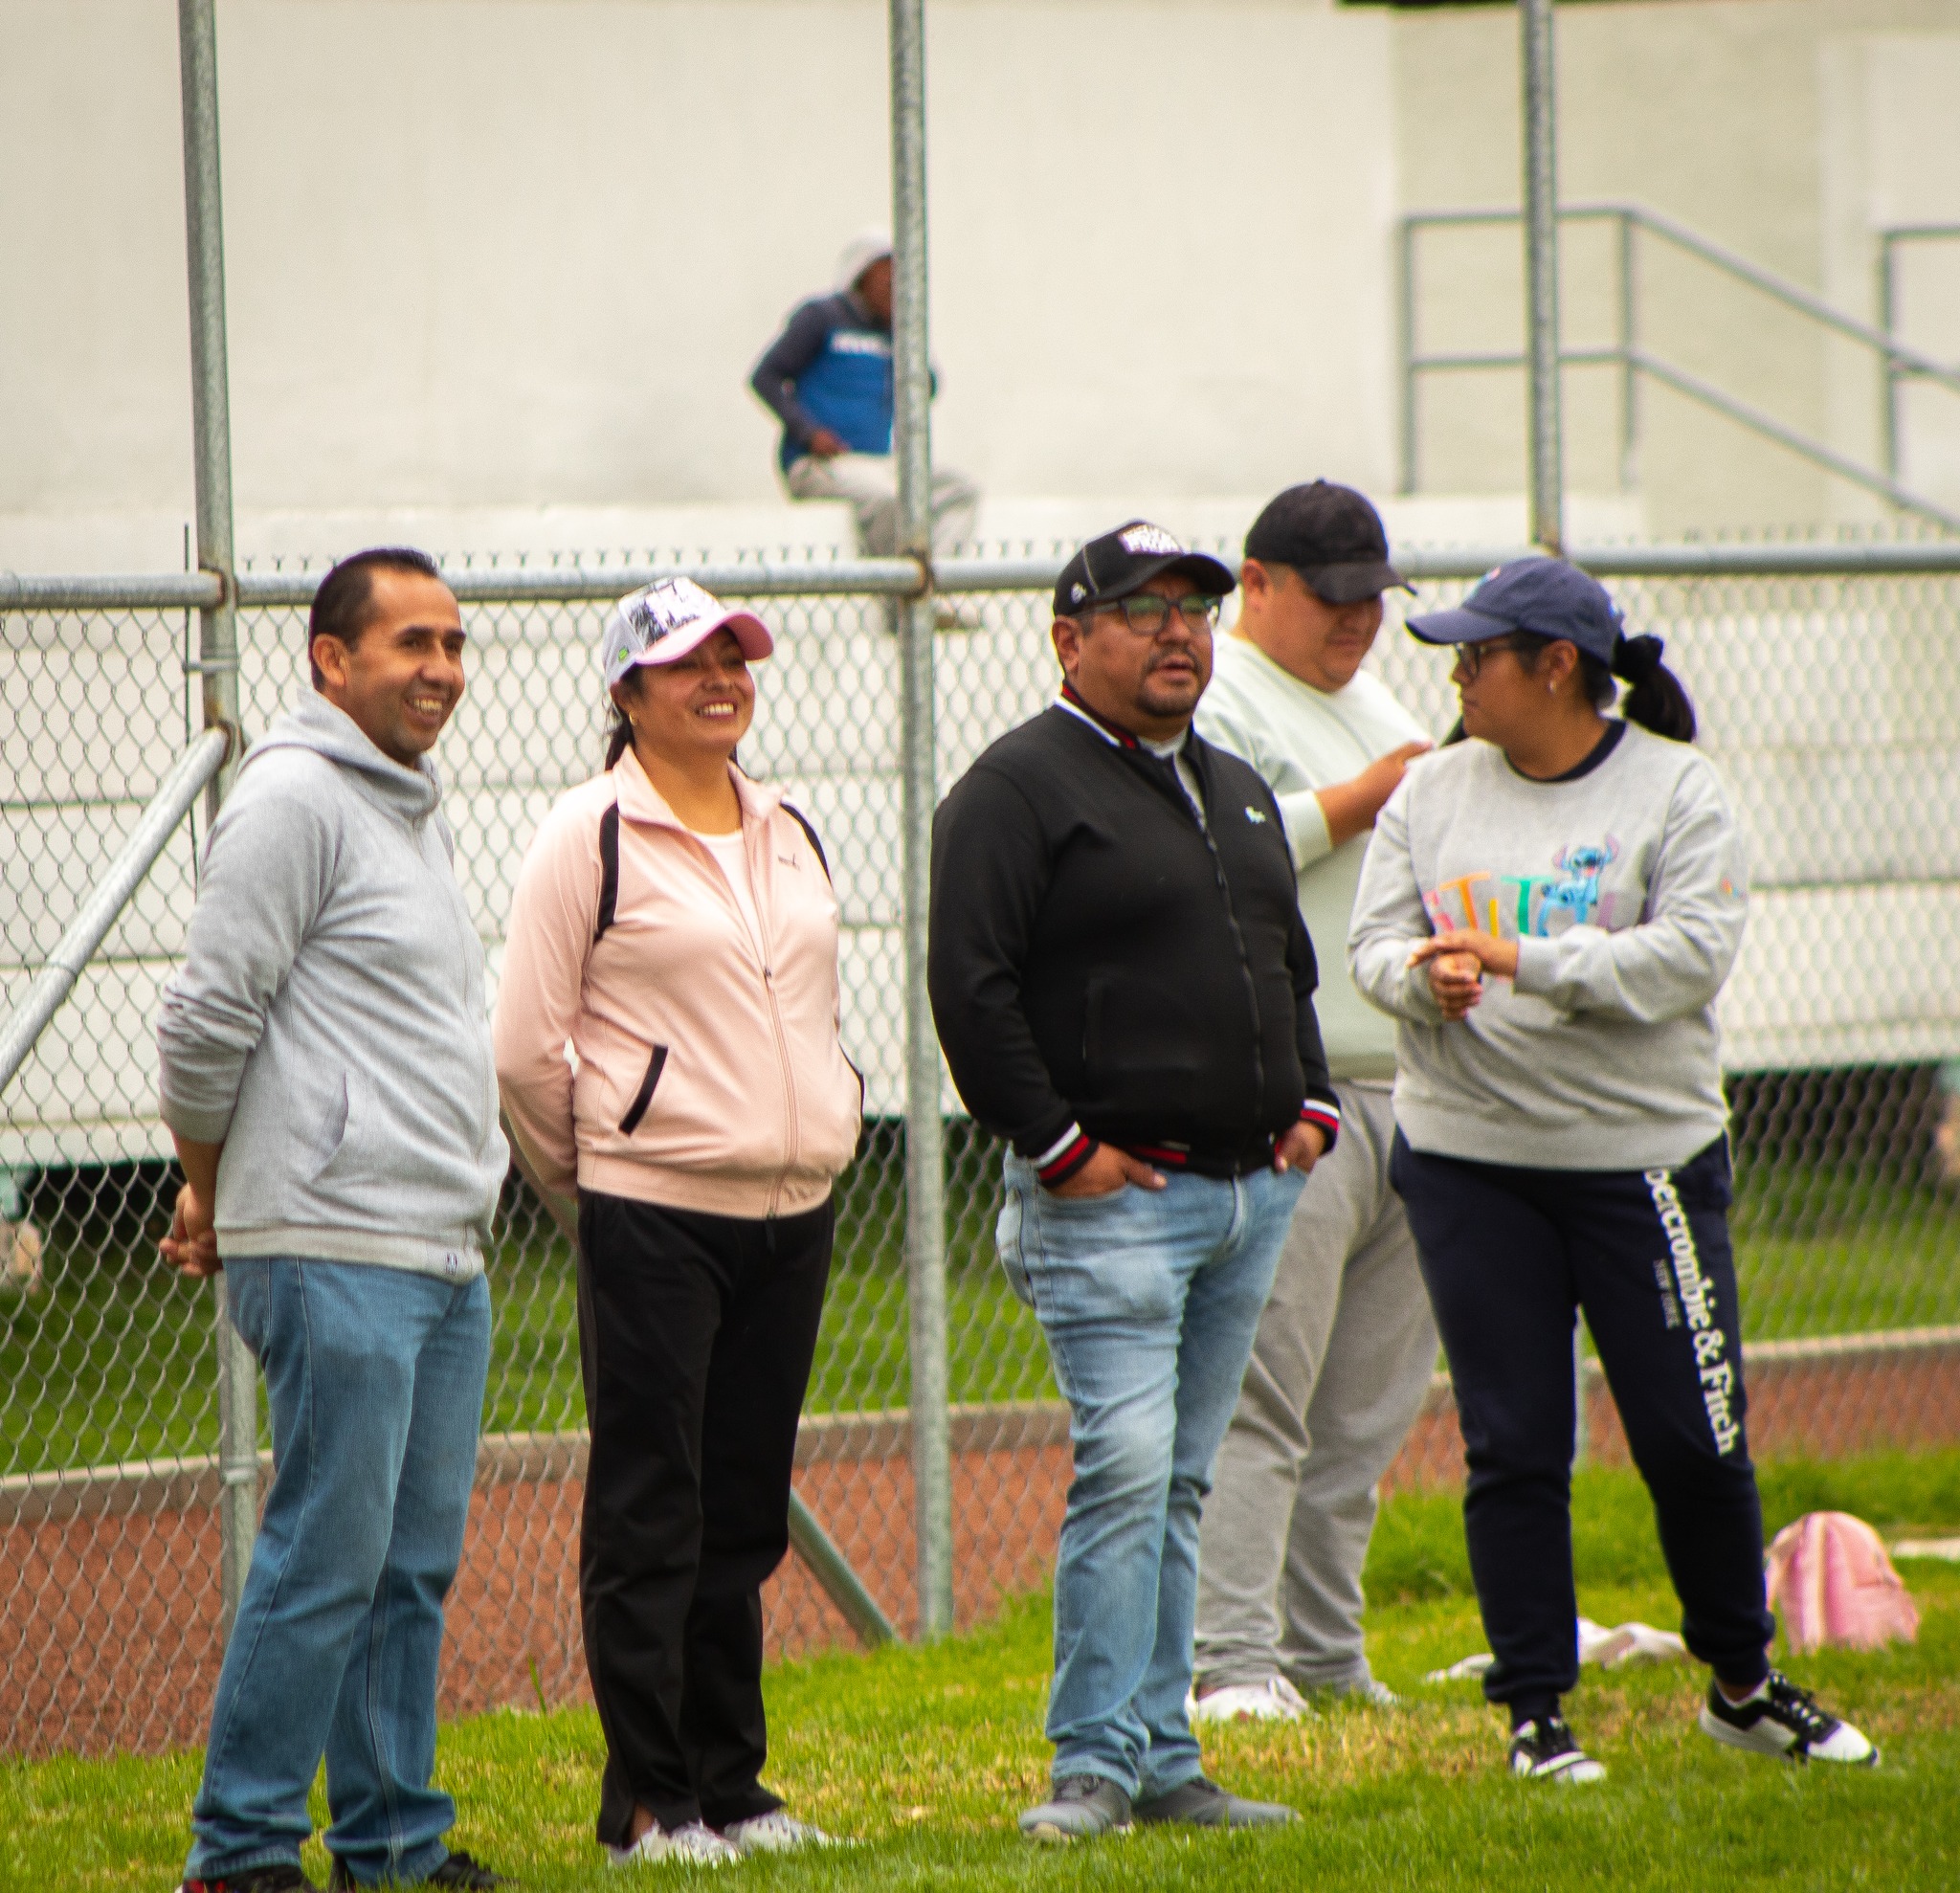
[159,548,507,1893]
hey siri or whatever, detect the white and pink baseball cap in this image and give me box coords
[600,577,774,689]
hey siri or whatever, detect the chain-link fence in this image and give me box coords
[6,538,1960,1755]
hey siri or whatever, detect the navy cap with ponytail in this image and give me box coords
[1411,556,1699,744]
[1609,631,1696,742]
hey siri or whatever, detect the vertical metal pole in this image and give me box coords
[179,0,256,1637]
[1879,234,1901,490]
[1520,0,1564,553]
[889,0,953,1642]
[1397,217,1419,496]
[1616,210,1638,494]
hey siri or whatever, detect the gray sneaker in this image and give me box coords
[1132,1775,1297,1829]
[1018,1775,1133,1843]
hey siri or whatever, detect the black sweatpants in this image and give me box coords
[576,1190,834,1843]
[1389,1132,1773,1725]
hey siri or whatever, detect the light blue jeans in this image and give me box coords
[186,1259,490,1885]
[998,1154,1305,1798]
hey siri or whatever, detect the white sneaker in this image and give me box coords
[1188,1676,1313,1724]
[1699,1672,1878,1766]
[721,1810,836,1854]
[607,1820,742,1867]
[1320,1675,1403,1709]
[1509,1716,1607,1785]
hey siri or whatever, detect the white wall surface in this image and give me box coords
[1390,0,1960,536]
[1819,32,1960,516]
[12,0,1960,564]
[0,0,1400,568]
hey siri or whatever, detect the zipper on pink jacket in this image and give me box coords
[753,824,801,1218]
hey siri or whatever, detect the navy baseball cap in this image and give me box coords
[1244,480,1411,604]
[1406,557,1623,664]
[1054,521,1236,619]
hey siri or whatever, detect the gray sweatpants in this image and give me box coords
[784,451,979,557]
[1193,1081,1438,1692]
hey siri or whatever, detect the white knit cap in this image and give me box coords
[835,229,893,294]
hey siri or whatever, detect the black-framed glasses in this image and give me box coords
[1092,593,1224,635]
[1453,635,1537,679]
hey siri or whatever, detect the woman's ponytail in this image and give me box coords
[1611,633,1697,743]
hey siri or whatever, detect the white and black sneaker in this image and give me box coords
[1699,1671,1877,1766]
[1508,1716,1606,1785]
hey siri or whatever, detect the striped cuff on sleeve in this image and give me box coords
[1299,1098,1342,1151]
[1034,1125,1099,1187]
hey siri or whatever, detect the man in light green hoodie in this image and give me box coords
[1190,482,1437,1717]
[160,549,507,1893]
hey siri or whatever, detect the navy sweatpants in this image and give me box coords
[1390,1132,1773,1723]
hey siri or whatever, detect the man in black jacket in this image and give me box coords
[929,522,1340,1842]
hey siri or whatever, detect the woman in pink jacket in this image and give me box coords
[495,578,862,1867]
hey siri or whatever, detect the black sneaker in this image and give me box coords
[183,1868,321,1893]
[1699,1671,1877,1765]
[424,1854,508,1889]
[1508,1716,1606,1784]
[1018,1774,1133,1842]
[327,1853,509,1889]
[1131,1774,1296,1829]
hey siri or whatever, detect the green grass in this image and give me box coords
[1731,1156,1960,1340]
[6,1131,1959,1479]
[7,1454,1959,1891]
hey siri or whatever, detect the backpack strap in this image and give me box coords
[781,801,833,884]
[593,794,622,944]
[596,788,827,945]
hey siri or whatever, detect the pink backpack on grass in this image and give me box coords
[1765,1511,1919,1653]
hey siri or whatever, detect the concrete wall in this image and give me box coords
[1391,0,1960,536]
[0,0,1396,568]
[1819,29,1960,514]
[4,0,1959,559]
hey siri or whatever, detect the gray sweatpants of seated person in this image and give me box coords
[1193,1081,1439,1693]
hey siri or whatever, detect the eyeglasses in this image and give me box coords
[1453,635,1537,679]
[1091,593,1224,635]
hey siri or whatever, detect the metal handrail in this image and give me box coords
[1404,203,1960,391]
[1400,202,1960,531]
[0,727,231,1097]
[1879,224,1960,484]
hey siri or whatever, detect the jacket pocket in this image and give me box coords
[306,1069,381,1191]
[618,1045,669,1135]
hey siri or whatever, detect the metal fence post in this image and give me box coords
[178,0,257,1638]
[1396,216,1419,496]
[1878,233,1902,491]
[1520,0,1564,553]
[1616,209,1638,494]
[888,0,954,1643]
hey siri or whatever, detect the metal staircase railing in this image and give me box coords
[1399,202,1960,533]
[1879,223,1960,489]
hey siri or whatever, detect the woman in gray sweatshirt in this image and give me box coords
[1348,558,1874,1785]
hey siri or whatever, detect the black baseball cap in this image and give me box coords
[1406,557,1623,664]
[1243,480,1411,605]
[1053,521,1237,619]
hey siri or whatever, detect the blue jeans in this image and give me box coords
[186,1259,491,1885]
[997,1155,1304,1798]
